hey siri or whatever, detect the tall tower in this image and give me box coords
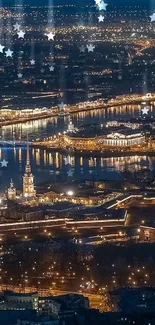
[68,118,74,132]
[23,138,36,198]
[8,179,16,200]
[128,52,133,66]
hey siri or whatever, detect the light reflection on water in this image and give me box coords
[0,102,154,141]
[0,146,152,191]
[0,103,154,190]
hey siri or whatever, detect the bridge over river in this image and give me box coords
[0,140,32,146]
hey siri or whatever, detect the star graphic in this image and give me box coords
[79,45,85,52]
[13,22,21,31]
[87,44,95,52]
[58,102,64,110]
[142,107,149,115]
[118,75,122,80]
[30,59,35,65]
[89,170,93,174]
[5,49,13,57]
[150,13,155,22]
[17,30,25,39]
[97,0,108,11]
[67,169,74,177]
[1,159,8,167]
[98,15,104,22]
[40,68,45,73]
[0,44,4,53]
[125,45,129,50]
[17,73,23,78]
[46,32,55,41]
[49,65,54,72]
[64,155,71,166]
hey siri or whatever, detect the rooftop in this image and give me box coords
[140,222,155,229]
[47,201,83,211]
[3,290,38,297]
[67,125,144,139]
[69,207,127,221]
[110,287,155,296]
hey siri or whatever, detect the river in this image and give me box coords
[0,103,154,191]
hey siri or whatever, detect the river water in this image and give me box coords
[0,103,154,191]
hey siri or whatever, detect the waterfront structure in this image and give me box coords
[59,129,145,151]
[36,127,145,152]
[0,208,127,232]
[7,179,16,200]
[66,207,127,229]
[103,131,144,147]
[23,141,36,198]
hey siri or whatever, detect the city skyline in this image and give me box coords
[0,1,155,323]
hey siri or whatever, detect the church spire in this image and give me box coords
[26,134,30,164]
[8,179,16,200]
[67,116,74,132]
[23,134,36,198]
[25,134,31,174]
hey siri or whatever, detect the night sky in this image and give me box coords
[2,0,153,5]
[2,0,154,15]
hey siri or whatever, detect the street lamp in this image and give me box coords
[67,190,74,196]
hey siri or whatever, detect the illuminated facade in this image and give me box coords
[39,191,120,206]
[67,119,75,132]
[23,141,36,198]
[102,132,145,147]
[140,223,155,242]
[60,131,145,150]
[7,179,16,200]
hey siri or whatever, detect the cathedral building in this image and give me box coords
[7,179,16,200]
[23,140,36,198]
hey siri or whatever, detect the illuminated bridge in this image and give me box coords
[0,140,32,147]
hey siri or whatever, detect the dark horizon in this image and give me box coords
[2,0,152,5]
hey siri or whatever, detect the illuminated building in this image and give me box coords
[140,223,155,242]
[0,207,127,232]
[23,140,36,198]
[67,118,75,132]
[39,191,109,206]
[66,208,127,229]
[7,179,16,200]
[1,291,38,310]
[60,129,145,150]
[102,131,144,147]
[39,191,123,207]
